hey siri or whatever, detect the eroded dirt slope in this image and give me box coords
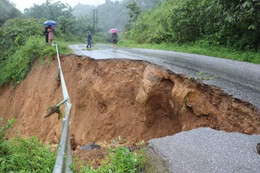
[0,55,259,146]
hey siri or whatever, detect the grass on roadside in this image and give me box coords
[55,38,76,55]
[0,117,56,172]
[71,137,147,173]
[76,147,146,173]
[119,40,260,64]
[0,36,73,89]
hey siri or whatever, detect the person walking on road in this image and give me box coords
[112,33,118,49]
[109,28,119,50]
[87,31,92,48]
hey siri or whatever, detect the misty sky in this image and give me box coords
[10,0,110,12]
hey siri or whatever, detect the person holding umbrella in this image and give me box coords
[44,20,56,45]
[47,25,55,45]
[109,28,119,49]
[112,33,118,49]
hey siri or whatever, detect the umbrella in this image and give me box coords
[109,28,120,33]
[44,20,57,26]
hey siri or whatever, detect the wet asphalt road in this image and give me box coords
[148,128,260,173]
[69,44,260,109]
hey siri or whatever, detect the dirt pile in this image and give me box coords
[0,55,259,147]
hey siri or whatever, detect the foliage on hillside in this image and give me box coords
[0,18,45,63]
[73,3,95,17]
[0,18,71,89]
[0,0,21,26]
[23,0,93,39]
[0,36,56,87]
[0,117,56,172]
[125,0,260,51]
[77,147,145,173]
[23,0,73,22]
[73,0,162,32]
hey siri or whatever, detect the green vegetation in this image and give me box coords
[0,18,44,62]
[119,40,260,64]
[125,0,260,50]
[0,36,55,87]
[72,137,146,173]
[77,147,145,173]
[55,38,75,54]
[22,0,161,38]
[0,117,16,142]
[0,35,71,89]
[0,0,21,26]
[0,117,56,172]
[0,18,72,89]
[73,0,161,32]
[0,137,56,172]
[124,0,260,63]
[23,0,84,38]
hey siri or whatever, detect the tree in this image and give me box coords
[125,0,260,50]
[0,18,44,65]
[23,0,77,36]
[24,0,73,22]
[126,2,141,23]
[72,0,163,32]
[0,0,21,26]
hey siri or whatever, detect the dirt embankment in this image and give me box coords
[0,55,259,147]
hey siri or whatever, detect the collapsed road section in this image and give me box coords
[0,55,259,146]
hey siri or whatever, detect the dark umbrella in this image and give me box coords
[44,20,57,26]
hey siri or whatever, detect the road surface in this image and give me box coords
[69,44,260,109]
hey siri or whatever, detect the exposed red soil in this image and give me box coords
[0,55,259,148]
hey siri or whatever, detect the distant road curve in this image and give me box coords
[69,44,260,109]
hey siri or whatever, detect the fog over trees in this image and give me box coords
[0,0,21,26]
[72,0,163,31]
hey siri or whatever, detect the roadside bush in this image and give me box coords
[0,36,56,88]
[79,147,145,173]
[0,117,16,142]
[0,117,56,172]
[0,137,56,172]
[119,39,260,64]
[0,18,45,63]
[93,32,112,44]
[125,0,260,51]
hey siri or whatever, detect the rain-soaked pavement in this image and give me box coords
[69,44,260,109]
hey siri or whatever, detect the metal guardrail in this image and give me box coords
[53,43,73,173]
